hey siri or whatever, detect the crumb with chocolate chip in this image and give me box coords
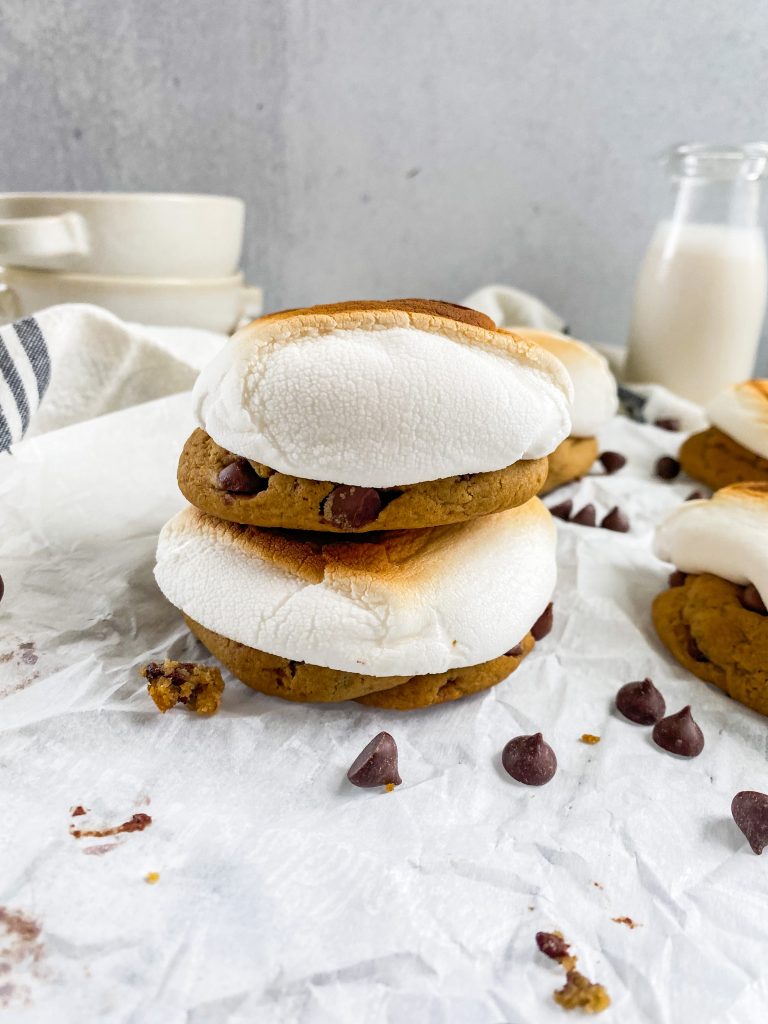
[141,660,224,714]
[536,930,611,1014]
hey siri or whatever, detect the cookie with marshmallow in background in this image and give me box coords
[652,482,768,716]
[503,328,618,494]
[680,380,768,490]
[177,299,574,532]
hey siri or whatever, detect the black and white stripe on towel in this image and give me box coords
[0,317,51,451]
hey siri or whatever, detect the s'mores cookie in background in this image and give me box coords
[679,379,768,490]
[505,328,618,493]
[178,299,573,532]
[154,500,557,711]
[652,482,768,716]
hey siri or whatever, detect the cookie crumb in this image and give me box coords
[580,734,600,745]
[592,881,603,890]
[144,872,160,885]
[385,782,395,793]
[141,660,224,715]
[554,968,611,1013]
[612,916,639,929]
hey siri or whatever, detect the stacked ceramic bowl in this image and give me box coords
[0,192,261,331]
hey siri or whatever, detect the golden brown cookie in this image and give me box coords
[178,428,548,532]
[679,426,768,490]
[540,436,599,495]
[185,615,534,708]
[652,572,768,716]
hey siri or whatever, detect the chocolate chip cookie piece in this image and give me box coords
[185,615,534,708]
[652,572,768,716]
[679,426,768,491]
[177,428,548,533]
[540,435,599,495]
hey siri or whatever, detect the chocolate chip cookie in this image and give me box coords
[540,436,599,495]
[185,615,535,709]
[178,428,548,533]
[679,426,768,490]
[652,572,768,716]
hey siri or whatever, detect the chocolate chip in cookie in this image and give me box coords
[322,485,382,529]
[502,733,557,786]
[669,570,687,587]
[531,603,554,640]
[218,459,267,494]
[505,642,524,657]
[731,791,768,855]
[740,584,767,615]
[0,573,4,604]
[686,633,709,663]
[652,705,704,758]
[616,678,666,725]
[347,731,401,788]
[536,931,570,961]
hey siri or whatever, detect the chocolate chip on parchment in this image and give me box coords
[549,499,573,521]
[536,931,571,961]
[740,584,767,615]
[599,451,626,474]
[502,733,557,786]
[531,603,554,640]
[655,456,681,480]
[600,506,629,532]
[669,570,687,587]
[731,791,768,855]
[686,490,703,501]
[571,504,596,527]
[654,417,681,432]
[322,485,382,529]
[217,459,267,494]
[615,678,666,725]
[686,633,709,662]
[0,574,4,604]
[652,706,704,758]
[347,732,401,789]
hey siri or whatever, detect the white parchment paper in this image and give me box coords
[1,394,767,1024]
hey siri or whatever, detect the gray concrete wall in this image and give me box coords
[2,0,768,368]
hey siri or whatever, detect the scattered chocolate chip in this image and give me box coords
[731,791,768,855]
[686,634,709,663]
[549,499,573,521]
[536,931,570,961]
[740,584,767,615]
[502,733,557,786]
[71,805,87,817]
[616,678,666,725]
[531,603,554,641]
[217,459,266,494]
[652,706,704,757]
[505,643,524,657]
[322,485,382,530]
[600,506,629,532]
[571,504,596,527]
[654,417,681,431]
[599,451,626,474]
[655,456,681,480]
[0,574,4,604]
[347,732,401,788]
[686,490,703,501]
[669,570,687,588]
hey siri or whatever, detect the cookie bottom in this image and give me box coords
[679,426,768,491]
[540,435,598,495]
[652,573,768,716]
[185,615,535,709]
[178,428,548,533]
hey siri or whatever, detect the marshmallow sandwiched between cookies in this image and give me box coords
[155,499,556,678]
[679,380,768,490]
[179,300,573,532]
[507,328,618,494]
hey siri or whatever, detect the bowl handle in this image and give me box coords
[0,211,89,267]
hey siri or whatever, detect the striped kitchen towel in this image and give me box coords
[0,304,226,451]
[0,316,50,451]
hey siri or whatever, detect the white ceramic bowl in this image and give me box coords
[0,267,262,333]
[0,192,245,277]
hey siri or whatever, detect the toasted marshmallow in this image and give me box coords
[707,379,768,460]
[192,301,573,488]
[508,328,618,437]
[155,499,557,676]
[654,482,768,605]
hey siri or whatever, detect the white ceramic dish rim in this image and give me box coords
[0,267,245,287]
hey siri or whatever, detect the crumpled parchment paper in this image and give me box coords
[1,393,767,1024]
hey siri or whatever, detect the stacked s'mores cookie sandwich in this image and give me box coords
[154,299,574,710]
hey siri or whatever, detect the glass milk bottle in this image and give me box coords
[625,143,768,403]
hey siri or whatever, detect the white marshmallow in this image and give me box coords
[155,500,557,676]
[192,308,573,487]
[654,483,768,605]
[707,379,768,460]
[509,328,618,437]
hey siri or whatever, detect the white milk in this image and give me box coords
[625,220,767,403]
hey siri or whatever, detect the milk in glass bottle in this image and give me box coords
[625,143,768,403]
